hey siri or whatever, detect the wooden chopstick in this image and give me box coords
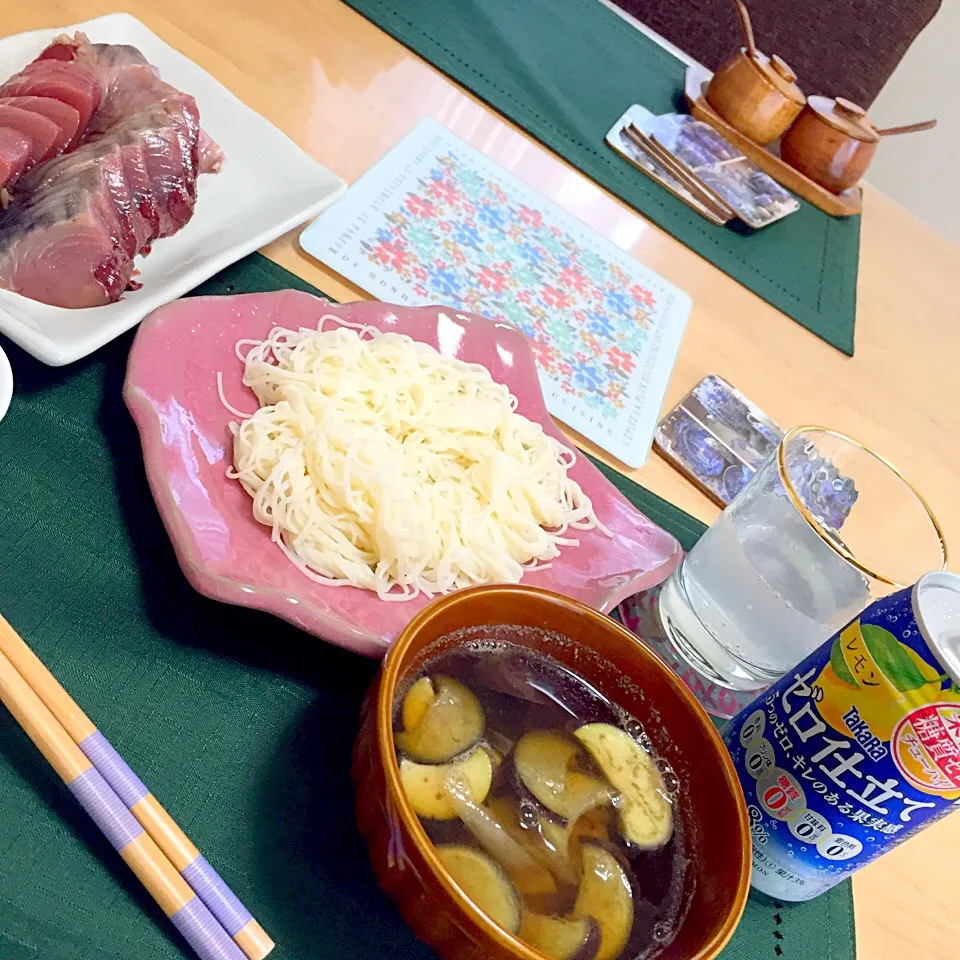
[628,124,734,219]
[622,124,731,219]
[0,614,274,960]
[0,645,246,960]
[614,127,729,225]
[648,133,738,219]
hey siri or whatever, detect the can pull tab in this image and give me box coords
[914,572,960,689]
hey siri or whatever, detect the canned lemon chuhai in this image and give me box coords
[723,571,960,901]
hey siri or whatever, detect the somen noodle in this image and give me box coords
[221,317,610,600]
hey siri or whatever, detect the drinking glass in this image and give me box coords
[657,426,947,693]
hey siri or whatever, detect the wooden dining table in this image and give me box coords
[4,0,959,957]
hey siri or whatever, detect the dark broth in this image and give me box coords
[393,635,693,960]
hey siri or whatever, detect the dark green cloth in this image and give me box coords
[587,455,707,553]
[0,254,853,958]
[340,0,860,355]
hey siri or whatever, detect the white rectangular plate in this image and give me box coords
[0,13,346,366]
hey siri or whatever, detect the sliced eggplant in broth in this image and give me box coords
[401,675,436,731]
[567,806,616,878]
[539,804,618,888]
[513,730,613,822]
[537,814,579,887]
[570,843,635,960]
[445,789,559,908]
[486,795,579,891]
[399,745,493,820]
[436,844,522,935]
[571,805,614,846]
[520,913,600,960]
[396,675,485,764]
[574,724,673,850]
[481,796,616,892]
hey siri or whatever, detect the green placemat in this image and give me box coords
[0,253,853,959]
[339,0,860,355]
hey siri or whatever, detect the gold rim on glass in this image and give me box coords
[775,425,948,589]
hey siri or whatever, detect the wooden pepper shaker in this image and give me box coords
[705,1,806,144]
[782,97,936,193]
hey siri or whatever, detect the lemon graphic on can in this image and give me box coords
[814,622,957,744]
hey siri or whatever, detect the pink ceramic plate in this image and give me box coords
[124,292,682,657]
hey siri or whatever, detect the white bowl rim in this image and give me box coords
[0,344,12,424]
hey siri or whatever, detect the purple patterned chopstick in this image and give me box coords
[0,645,245,960]
[77,729,271,956]
[68,766,247,960]
[0,613,274,960]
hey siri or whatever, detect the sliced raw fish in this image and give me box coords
[41,138,160,253]
[58,37,204,232]
[98,137,160,250]
[38,35,155,78]
[35,37,79,63]
[86,63,193,138]
[33,35,160,130]
[0,128,31,187]
[0,105,59,163]
[0,165,135,307]
[198,130,224,174]
[0,96,80,158]
[20,144,144,257]
[84,42,157,81]
[0,60,101,145]
[0,33,223,308]
[0,221,132,308]
[52,35,219,178]
[14,162,133,258]
[97,104,200,236]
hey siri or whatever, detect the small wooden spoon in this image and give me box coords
[875,119,937,137]
[735,0,759,60]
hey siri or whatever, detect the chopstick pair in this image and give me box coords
[0,614,274,960]
[623,123,735,222]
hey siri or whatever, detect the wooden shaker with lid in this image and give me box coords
[780,96,880,194]
[705,1,806,144]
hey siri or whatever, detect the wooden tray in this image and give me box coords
[684,65,862,217]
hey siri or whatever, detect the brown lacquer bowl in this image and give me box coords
[352,584,750,960]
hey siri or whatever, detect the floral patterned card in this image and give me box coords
[300,119,691,467]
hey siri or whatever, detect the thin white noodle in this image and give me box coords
[216,372,256,420]
[221,322,612,600]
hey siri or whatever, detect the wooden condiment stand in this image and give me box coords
[690,0,860,215]
[687,1,936,214]
[686,66,862,216]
